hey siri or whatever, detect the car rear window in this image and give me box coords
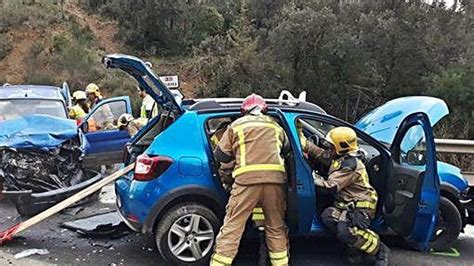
[0,99,67,121]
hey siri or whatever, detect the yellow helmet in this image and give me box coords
[117,113,134,129]
[85,83,101,97]
[72,90,86,101]
[326,127,359,155]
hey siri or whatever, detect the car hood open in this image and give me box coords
[0,114,78,149]
[355,96,449,144]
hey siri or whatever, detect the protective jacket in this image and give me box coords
[303,140,378,208]
[68,104,87,120]
[215,114,289,185]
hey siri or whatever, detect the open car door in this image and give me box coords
[384,112,440,251]
[81,96,132,168]
[60,82,72,108]
[275,110,315,233]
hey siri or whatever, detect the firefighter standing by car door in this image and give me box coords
[69,91,89,121]
[299,125,389,266]
[210,120,270,266]
[84,83,114,130]
[211,94,290,266]
[85,83,103,109]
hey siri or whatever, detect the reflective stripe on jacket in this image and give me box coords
[140,95,159,119]
[217,114,288,185]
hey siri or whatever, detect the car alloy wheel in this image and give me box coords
[167,214,215,262]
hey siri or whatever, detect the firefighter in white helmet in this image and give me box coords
[69,91,89,120]
[117,113,148,137]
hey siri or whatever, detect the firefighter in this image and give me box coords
[300,125,389,266]
[210,94,290,266]
[137,85,158,119]
[84,83,115,130]
[210,120,270,266]
[69,91,89,120]
[85,83,103,109]
[117,113,148,137]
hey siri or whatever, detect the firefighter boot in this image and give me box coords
[374,242,389,266]
[258,228,269,266]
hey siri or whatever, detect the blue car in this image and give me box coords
[0,83,134,215]
[0,83,133,165]
[106,54,473,265]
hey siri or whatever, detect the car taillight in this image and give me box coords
[134,154,173,181]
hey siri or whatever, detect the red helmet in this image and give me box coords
[241,93,268,114]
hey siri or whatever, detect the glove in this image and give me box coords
[347,207,371,230]
[220,174,234,192]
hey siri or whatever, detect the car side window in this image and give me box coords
[88,101,126,132]
[206,117,234,148]
[399,124,427,167]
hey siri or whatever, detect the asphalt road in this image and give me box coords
[1,186,473,266]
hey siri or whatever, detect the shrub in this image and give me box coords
[0,33,12,60]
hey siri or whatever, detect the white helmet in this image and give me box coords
[117,113,134,129]
[72,91,87,101]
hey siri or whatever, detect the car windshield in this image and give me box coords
[0,99,67,121]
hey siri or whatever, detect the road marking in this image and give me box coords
[430,248,460,257]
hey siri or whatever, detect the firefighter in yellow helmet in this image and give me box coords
[299,125,389,266]
[117,113,148,137]
[85,83,102,109]
[210,94,290,266]
[69,91,89,120]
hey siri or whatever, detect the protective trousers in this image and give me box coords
[321,206,380,255]
[211,183,289,266]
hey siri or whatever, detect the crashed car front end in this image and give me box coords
[0,114,101,216]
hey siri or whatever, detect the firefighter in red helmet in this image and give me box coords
[210,94,290,266]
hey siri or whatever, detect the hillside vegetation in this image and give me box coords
[0,0,472,168]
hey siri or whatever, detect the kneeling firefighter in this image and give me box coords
[210,94,290,266]
[301,126,389,266]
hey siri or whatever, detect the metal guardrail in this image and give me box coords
[434,139,473,185]
[434,139,474,154]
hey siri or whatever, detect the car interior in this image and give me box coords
[124,110,177,164]
[203,114,390,225]
[296,117,388,215]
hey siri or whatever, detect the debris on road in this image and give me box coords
[0,142,83,193]
[0,164,134,245]
[61,211,129,238]
[14,248,49,259]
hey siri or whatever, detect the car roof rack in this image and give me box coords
[186,90,326,114]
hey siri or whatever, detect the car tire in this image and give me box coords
[155,202,220,266]
[429,196,462,250]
